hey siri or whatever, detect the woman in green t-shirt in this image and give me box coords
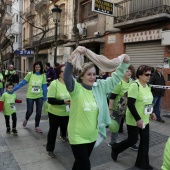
[64,48,130,170]
[13,61,47,133]
[111,65,157,170]
[162,137,170,170]
[46,64,70,158]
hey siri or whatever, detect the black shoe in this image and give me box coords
[6,127,11,134]
[11,128,18,136]
[156,118,165,123]
[129,144,138,151]
[118,129,123,133]
[135,165,153,170]
[111,149,118,161]
[47,151,56,158]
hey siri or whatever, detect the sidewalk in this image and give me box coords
[0,86,169,170]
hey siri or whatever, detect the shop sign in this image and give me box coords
[92,0,114,16]
[124,29,161,43]
[15,50,34,55]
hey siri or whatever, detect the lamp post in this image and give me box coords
[9,35,15,64]
[51,6,62,65]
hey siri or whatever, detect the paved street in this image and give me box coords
[0,85,169,170]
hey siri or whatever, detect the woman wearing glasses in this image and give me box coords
[111,65,156,170]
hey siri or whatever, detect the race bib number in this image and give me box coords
[66,105,70,112]
[10,103,16,110]
[144,104,153,115]
[32,86,40,93]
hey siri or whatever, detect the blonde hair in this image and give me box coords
[78,62,95,82]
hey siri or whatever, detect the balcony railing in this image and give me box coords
[114,0,170,24]
[35,0,49,11]
[25,4,35,18]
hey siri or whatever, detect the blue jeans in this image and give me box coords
[109,111,122,145]
[0,88,4,96]
[152,96,162,119]
[26,97,43,127]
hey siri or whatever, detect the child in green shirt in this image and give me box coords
[1,83,22,135]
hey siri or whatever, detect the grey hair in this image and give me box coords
[78,62,95,82]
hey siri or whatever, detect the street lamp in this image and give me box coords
[51,6,62,65]
[9,35,15,64]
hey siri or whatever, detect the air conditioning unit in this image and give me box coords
[77,23,84,35]
[161,30,170,45]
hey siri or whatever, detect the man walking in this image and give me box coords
[5,64,19,84]
[149,65,165,123]
[45,62,56,86]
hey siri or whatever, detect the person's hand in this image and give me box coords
[123,54,130,64]
[64,100,70,105]
[151,113,157,120]
[136,119,143,129]
[77,46,87,54]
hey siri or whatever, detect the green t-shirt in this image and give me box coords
[68,80,99,144]
[112,79,132,111]
[0,73,4,88]
[24,72,46,99]
[47,80,70,116]
[126,80,153,126]
[1,92,16,115]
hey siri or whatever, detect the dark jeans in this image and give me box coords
[46,112,69,152]
[112,124,150,167]
[152,96,162,119]
[4,113,17,129]
[71,142,95,170]
[26,97,43,128]
[0,88,4,96]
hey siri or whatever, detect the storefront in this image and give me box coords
[124,29,164,69]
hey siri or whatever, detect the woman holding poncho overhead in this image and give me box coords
[63,46,130,170]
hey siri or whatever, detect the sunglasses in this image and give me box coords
[144,73,152,77]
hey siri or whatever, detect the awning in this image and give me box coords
[63,37,105,47]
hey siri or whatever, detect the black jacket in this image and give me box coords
[149,70,165,97]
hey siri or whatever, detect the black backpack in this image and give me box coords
[117,82,139,116]
[7,70,19,84]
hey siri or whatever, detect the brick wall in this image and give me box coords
[104,33,125,59]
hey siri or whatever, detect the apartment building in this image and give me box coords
[21,0,73,74]
[0,0,22,70]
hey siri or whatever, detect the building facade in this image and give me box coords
[0,0,22,70]
[103,0,170,111]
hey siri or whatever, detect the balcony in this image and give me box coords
[114,0,170,28]
[2,14,12,25]
[35,0,49,12]
[59,25,68,40]
[25,4,35,18]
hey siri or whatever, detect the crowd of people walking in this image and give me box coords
[0,46,169,170]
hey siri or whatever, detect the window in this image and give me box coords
[15,35,18,43]
[16,15,18,22]
[81,0,98,22]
